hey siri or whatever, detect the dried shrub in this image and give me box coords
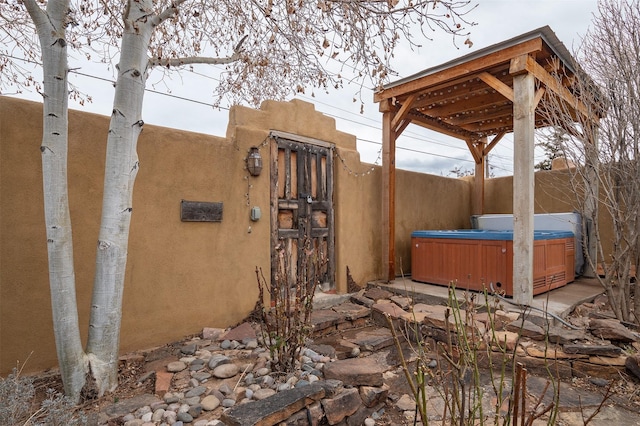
[0,363,88,425]
[255,238,326,372]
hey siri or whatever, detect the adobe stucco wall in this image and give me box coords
[395,170,472,274]
[484,168,614,258]
[1,96,470,375]
[484,169,575,214]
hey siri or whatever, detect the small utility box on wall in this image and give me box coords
[180,200,223,222]
[250,206,261,221]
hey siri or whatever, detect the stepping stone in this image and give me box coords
[371,303,407,318]
[332,302,370,320]
[202,327,225,340]
[323,357,386,386]
[422,308,464,331]
[401,311,431,323]
[491,331,519,351]
[573,360,624,379]
[390,295,412,310]
[589,355,627,366]
[220,383,325,426]
[527,375,609,409]
[312,336,359,360]
[306,343,336,359]
[350,293,374,308]
[526,346,585,359]
[505,320,546,340]
[219,322,257,342]
[396,394,416,411]
[343,327,394,351]
[520,355,572,379]
[560,406,640,425]
[547,326,588,344]
[364,287,394,301]
[321,387,361,424]
[371,302,409,327]
[359,386,389,408]
[285,401,324,425]
[563,343,623,357]
[310,309,345,332]
[625,354,640,380]
[589,318,638,342]
[411,303,435,313]
[103,394,162,418]
[154,371,172,398]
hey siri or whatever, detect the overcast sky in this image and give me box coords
[8,0,600,177]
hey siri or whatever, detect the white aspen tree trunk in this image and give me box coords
[25,0,87,401]
[85,0,153,396]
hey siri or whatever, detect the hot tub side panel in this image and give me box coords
[531,237,574,294]
[411,237,511,294]
[411,236,574,297]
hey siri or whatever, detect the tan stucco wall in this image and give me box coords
[395,170,473,274]
[484,169,576,214]
[2,96,474,375]
[484,168,614,259]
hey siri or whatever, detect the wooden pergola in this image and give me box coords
[374,26,599,304]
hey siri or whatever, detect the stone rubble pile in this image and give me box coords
[99,286,640,426]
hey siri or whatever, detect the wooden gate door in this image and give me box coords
[270,134,335,294]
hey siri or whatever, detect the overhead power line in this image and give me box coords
[2,53,515,174]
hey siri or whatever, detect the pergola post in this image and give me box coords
[380,100,396,282]
[582,124,599,277]
[511,66,535,305]
[473,137,487,215]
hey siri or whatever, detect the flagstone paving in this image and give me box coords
[99,285,640,425]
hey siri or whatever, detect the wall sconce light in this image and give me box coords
[246,147,263,177]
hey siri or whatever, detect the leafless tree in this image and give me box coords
[538,0,640,323]
[0,0,476,401]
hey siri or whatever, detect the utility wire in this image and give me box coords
[3,53,515,173]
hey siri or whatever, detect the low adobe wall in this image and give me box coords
[0,97,469,375]
[484,169,614,260]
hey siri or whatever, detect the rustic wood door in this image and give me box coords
[270,134,335,294]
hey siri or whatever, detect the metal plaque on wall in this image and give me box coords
[180,200,223,222]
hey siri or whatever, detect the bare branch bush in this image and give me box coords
[537,0,640,323]
[0,363,87,425]
[255,238,326,373]
[386,281,573,425]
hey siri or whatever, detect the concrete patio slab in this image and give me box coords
[369,277,604,324]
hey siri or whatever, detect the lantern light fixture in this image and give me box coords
[246,146,263,176]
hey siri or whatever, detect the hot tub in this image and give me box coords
[411,229,575,296]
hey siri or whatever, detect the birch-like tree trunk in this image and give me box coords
[4,0,476,401]
[84,0,152,396]
[24,0,87,399]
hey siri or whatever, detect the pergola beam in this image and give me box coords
[391,94,417,131]
[484,132,506,155]
[479,72,514,101]
[511,54,596,121]
[374,38,543,102]
[409,113,475,141]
